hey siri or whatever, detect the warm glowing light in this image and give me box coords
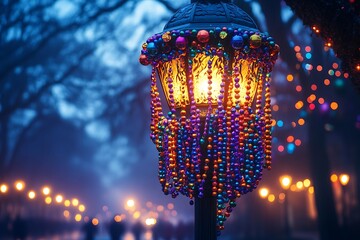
[28,191,36,199]
[114,215,122,222]
[318,98,325,104]
[63,210,70,218]
[305,46,312,52]
[279,175,292,190]
[158,55,259,108]
[339,174,350,186]
[294,46,300,52]
[286,136,294,143]
[330,174,338,183]
[290,184,297,192]
[75,214,82,222]
[311,84,317,91]
[296,85,302,92]
[133,211,141,219]
[303,179,311,188]
[296,181,304,190]
[72,198,79,207]
[167,203,174,210]
[272,104,279,111]
[295,101,304,109]
[330,102,338,110]
[79,204,86,212]
[294,139,301,146]
[286,74,294,82]
[316,65,323,71]
[258,188,269,198]
[92,218,99,226]
[307,94,316,103]
[145,218,157,226]
[15,180,25,191]
[278,193,286,201]
[55,194,63,203]
[64,200,70,207]
[267,194,275,203]
[335,71,341,77]
[45,196,52,204]
[308,186,314,194]
[126,199,135,208]
[157,205,164,212]
[298,118,305,126]
[42,186,51,195]
[356,64,360,71]
[0,184,8,193]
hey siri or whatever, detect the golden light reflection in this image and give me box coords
[64,200,71,207]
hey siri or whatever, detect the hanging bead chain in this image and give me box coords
[264,72,272,170]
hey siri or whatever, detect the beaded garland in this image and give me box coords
[140,27,279,232]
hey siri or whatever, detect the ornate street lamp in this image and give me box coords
[139,0,279,238]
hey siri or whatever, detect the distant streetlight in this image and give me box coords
[330,173,338,183]
[55,194,64,203]
[79,204,86,212]
[145,218,157,226]
[339,173,350,227]
[14,180,25,191]
[42,186,51,196]
[303,179,311,188]
[64,199,71,207]
[259,188,270,199]
[279,175,292,190]
[28,190,36,200]
[279,175,292,240]
[0,184,8,194]
[45,196,52,205]
[339,174,350,186]
[296,181,304,190]
[72,198,79,207]
[75,213,82,222]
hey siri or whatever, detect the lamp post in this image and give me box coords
[140,0,279,238]
[279,175,292,240]
[339,173,350,227]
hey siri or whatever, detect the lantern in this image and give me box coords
[140,0,279,236]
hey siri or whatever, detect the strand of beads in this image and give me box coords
[264,72,272,170]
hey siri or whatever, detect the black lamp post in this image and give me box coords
[139,1,279,239]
